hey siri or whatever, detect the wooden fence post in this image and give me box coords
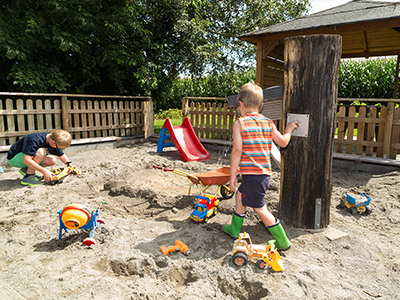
[279,35,342,230]
[383,102,395,158]
[182,97,189,120]
[143,98,154,138]
[61,96,69,131]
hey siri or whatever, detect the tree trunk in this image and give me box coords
[279,35,342,230]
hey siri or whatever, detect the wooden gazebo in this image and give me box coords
[240,0,400,88]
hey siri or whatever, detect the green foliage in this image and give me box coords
[159,68,256,110]
[0,0,310,108]
[338,57,397,99]
[155,108,182,120]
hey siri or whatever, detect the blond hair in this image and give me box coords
[50,129,72,149]
[238,82,263,109]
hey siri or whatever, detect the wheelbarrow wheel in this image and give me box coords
[221,185,234,199]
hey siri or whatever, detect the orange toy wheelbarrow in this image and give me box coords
[153,165,235,199]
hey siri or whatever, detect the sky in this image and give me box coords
[309,0,398,14]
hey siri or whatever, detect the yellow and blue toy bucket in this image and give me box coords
[60,204,90,229]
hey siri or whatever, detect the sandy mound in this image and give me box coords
[0,141,399,299]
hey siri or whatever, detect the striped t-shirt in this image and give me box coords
[239,113,273,175]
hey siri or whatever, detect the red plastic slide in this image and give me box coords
[157,118,210,162]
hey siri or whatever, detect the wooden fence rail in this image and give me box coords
[0,93,153,148]
[182,97,400,159]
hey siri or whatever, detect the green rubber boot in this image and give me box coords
[223,212,245,239]
[267,219,291,251]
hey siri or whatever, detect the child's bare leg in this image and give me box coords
[255,205,291,250]
[223,190,247,238]
[253,205,276,226]
[27,148,56,173]
[235,190,247,214]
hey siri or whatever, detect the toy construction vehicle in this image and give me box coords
[159,240,191,256]
[190,194,219,223]
[58,202,106,246]
[341,192,372,215]
[50,166,81,184]
[230,232,284,271]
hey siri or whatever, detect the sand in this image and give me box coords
[0,140,399,300]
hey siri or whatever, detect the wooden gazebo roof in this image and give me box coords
[241,0,400,58]
[239,0,400,87]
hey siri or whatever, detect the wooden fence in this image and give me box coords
[182,97,237,142]
[0,93,154,148]
[336,99,400,159]
[182,97,400,159]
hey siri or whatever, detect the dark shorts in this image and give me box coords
[238,174,270,208]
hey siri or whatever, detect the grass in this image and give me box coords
[154,118,182,134]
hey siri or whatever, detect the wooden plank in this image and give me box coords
[94,100,101,137]
[73,100,81,139]
[129,101,135,136]
[17,99,25,134]
[346,106,356,154]
[26,99,35,132]
[55,99,61,129]
[80,100,88,138]
[87,101,94,138]
[211,103,217,140]
[390,107,400,157]
[383,102,395,158]
[113,101,118,136]
[6,98,16,144]
[61,96,69,131]
[106,101,113,136]
[36,99,44,131]
[118,101,125,137]
[366,106,377,156]
[101,100,107,137]
[200,102,205,138]
[336,106,346,153]
[356,106,366,155]
[376,107,387,157]
[125,100,130,136]
[44,99,53,130]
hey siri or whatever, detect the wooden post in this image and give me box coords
[61,96,69,131]
[279,35,342,230]
[182,97,189,120]
[143,98,154,139]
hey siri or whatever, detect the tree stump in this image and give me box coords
[278,35,342,230]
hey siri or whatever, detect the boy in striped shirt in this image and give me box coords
[223,82,298,250]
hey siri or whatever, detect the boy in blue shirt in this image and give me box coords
[7,129,74,186]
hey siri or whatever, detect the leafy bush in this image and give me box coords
[155,108,182,120]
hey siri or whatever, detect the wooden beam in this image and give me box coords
[262,41,279,59]
[256,41,264,85]
[361,31,369,56]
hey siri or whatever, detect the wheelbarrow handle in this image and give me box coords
[152,165,175,172]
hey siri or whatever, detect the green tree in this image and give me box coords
[0,0,310,103]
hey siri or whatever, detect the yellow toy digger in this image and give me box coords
[230,232,284,271]
[50,166,81,184]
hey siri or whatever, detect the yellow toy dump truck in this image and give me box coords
[230,232,284,271]
[342,192,372,215]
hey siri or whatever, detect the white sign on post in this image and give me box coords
[287,113,309,137]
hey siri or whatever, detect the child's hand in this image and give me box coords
[229,175,238,192]
[43,169,53,182]
[287,121,299,132]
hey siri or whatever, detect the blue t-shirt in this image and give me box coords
[7,132,64,160]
